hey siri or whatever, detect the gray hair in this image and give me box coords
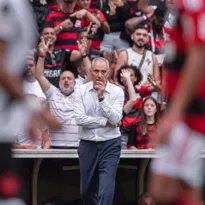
[91,57,110,70]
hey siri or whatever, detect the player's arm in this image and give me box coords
[152,54,161,87]
[167,4,205,116]
[160,65,167,109]
[167,46,205,115]
[42,129,50,149]
[0,40,24,100]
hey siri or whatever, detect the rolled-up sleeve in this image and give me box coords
[99,88,124,125]
[74,87,107,128]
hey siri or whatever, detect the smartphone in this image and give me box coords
[70,16,77,23]
[87,23,96,39]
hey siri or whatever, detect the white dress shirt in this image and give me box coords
[74,81,124,141]
[75,75,85,86]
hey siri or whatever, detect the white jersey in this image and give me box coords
[0,0,36,141]
[126,48,154,85]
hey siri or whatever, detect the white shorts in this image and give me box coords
[151,122,205,188]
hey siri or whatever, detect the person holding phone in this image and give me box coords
[77,0,110,50]
[45,0,100,50]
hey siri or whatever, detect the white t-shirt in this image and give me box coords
[45,85,79,147]
[23,80,46,99]
[0,0,36,141]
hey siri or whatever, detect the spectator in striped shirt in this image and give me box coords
[127,96,159,149]
[45,0,100,50]
[47,0,58,11]
[77,0,110,50]
[35,27,89,87]
[36,37,91,148]
[116,65,160,148]
[77,28,113,62]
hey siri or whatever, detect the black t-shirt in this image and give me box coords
[95,0,122,33]
[35,49,72,87]
[117,0,141,42]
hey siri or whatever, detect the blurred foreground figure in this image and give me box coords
[0,1,60,205]
[148,0,205,205]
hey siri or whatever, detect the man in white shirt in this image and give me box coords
[74,57,124,205]
[36,37,90,148]
[23,56,46,99]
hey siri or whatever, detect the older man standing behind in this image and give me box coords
[74,57,124,205]
[36,37,90,148]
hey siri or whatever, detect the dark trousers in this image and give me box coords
[78,137,121,205]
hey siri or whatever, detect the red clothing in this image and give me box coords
[165,0,205,134]
[121,86,150,134]
[81,7,107,50]
[45,11,80,50]
[127,122,156,149]
[47,0,58,11]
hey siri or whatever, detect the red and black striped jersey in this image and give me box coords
[127,122,156,149]
[121,86,150,134]
[81,7,107,50]
[47,0,58,11]
[165,0,205,134]
[45,11,80,50]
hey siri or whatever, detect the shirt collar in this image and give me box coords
[88,81,111,93]
[77,75,85,82]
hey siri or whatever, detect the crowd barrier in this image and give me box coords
[12,149,205,205]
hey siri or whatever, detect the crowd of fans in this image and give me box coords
[13,0,176,150]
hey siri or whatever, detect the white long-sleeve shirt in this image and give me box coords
[74,81,124,141]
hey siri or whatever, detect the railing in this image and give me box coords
[12,149,205,158]
[11,149,205,205]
